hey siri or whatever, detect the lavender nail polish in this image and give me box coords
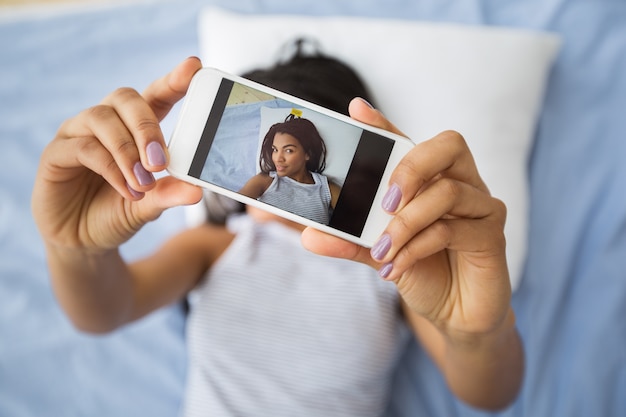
[382,183,402,213]
[371,233,392,261]
[133,162,155,186]
[378,262,393,280]
[126,182,144,199]
[146,141,166,167]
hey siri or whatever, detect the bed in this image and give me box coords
[1,0,625,416]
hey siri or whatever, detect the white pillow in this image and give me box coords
[197,7,561,290]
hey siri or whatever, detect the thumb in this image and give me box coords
[134,177,203,223]
[301,227,380,270]
[348,98,408,137]
[143,56,203,121]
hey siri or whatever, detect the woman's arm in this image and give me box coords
[328,181,341,209]
[403,304,523,410]
[239,173,273,199]
[32,58,210,333]
[302,98,523,410]
[46,225,231,333]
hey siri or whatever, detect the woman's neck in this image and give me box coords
[289,170,314,184]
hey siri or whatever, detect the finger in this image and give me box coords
[100,87,168,174]
[385,131,489,215]
[382,216,507,282]
[131,176,203,224]
[96,57,202,178]
[142,56,203,121]
[348,101,486,209]
[300,227,379,269]
[57,107,154,198]
[372,178,505,264]
[348,97,408,137]
[134,57,202,176]
[48,134,140,201]
[94,58,201,182]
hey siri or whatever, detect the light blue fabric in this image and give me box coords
[1,0,625,416]
[200,98,294,192]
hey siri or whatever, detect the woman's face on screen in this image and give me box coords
[271,132,310,179]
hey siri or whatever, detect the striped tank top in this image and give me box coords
[257,171,332,225]
[181,215,409,417]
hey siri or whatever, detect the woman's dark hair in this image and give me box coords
[259,114,327,174]
[242,38,375,115]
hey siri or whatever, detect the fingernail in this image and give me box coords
[378,262,393,280]
[358,97,374,109]
[371,233,392,261]
[382,183,402,212]
[133,161,155,186]
[126,182,144,199]
[146,141,167,167]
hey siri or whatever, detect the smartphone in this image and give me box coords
[167,67,414,247]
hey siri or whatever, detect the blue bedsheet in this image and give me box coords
[1,1,625,416]
[200,99,294,192]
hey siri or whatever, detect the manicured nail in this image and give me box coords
[382,183,402,213]
[126,182,144,199]
[371,233,392,261]
[378,262,393,280]
[133,161,155,186]
[358,97,374,109]
[146,141,167,167]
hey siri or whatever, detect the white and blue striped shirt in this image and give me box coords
[258,171,332,225]
[181,215,409,417]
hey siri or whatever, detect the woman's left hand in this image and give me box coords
[302,97,511,340]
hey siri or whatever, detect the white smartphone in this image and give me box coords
[167,67,414,247]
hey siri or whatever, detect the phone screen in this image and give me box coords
[187,78,395,239]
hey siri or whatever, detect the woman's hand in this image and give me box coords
[32,57,204,251]
[302,98,522,410]
[303,97,510,333]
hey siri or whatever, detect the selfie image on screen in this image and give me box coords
[188,79,394,237]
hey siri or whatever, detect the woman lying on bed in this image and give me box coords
[239,113,340,225]
[31,45,523,415]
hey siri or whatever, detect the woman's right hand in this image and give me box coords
[32,57,204,251]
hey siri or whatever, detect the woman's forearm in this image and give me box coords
[442,308,524,411]
[46,244,135,334]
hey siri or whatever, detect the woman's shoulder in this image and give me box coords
[239,172,274,198]
[326,177,341,208]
